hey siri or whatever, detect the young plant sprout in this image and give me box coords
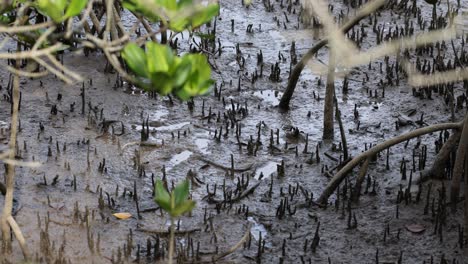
[154,179,195,264]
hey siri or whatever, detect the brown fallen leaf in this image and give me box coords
[113,212,132,220]
[405,223,425,234]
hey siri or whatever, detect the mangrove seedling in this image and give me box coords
[154,179,195,264]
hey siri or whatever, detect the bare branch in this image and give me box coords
[317,121,464,205]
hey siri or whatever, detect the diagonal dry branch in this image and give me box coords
[0,21,54,33]
[280,0,466,110]
[279,0,385,109]
[317,121,464,205]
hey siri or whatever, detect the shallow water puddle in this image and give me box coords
[155,121,191,131]
[253,90,283,106]
[194,131,211,154]
[194,138,210,154]
[0,120,8,129]
[134,121,191,133]
[254,161,278,180]
[248,217,272,248]
[149,109,169,120]
[167,150,193,171]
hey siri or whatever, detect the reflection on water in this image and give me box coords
[167,150,193,171]
[254,161,279,180]
[248,216,272,248]
[253,90,283,106]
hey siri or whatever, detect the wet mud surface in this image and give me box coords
[1,0,468,263]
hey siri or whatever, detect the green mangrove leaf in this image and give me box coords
[197,79,215,95]
[169,15,189,32]
[175,87,193,101]
[36,0,64,22]
[191,54,211,79]
[0,15,11,24]
[173,180,190,207]
[147,42,173,73]
[191,4,219,29]
[122,41,213,100]
[174,54,213,100]
[149,72,172,95]
[122,0,161,22]
[154,180,171,211]
[177,0,193,8]
[51,0,67,13]
[122,0,218,31]
[122,43,148,78]
[170,200,195,217]
[157,0,177,10]
[159,80,174,95]
[65,0,88,18]
[173,58,192,87]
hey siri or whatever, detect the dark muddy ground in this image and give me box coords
[1,0,468,263]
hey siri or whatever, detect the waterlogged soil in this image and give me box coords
[1,0,468,263]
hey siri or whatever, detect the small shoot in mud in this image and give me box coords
[154,179,195,264]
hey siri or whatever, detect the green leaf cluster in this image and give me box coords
[154,180,195,218]
[122,0,219,32]
[33,0,88,23]
[121,41,214,100]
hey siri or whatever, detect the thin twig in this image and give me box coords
[0,43,65,59]
[0,21,54,33]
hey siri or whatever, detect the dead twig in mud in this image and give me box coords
[450,114,468,210]
[323,46,336,140]
[278,0,385,110]
[195,156,254,172]
[324,152,338,162]
[207,182,261,204]
[419,130,461,183]
[120,141,163,152]
[137,228,201,236]
[335,104,348,160]
[185,223,251,264]
[317,121,464,205]
[140,206,160,213]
